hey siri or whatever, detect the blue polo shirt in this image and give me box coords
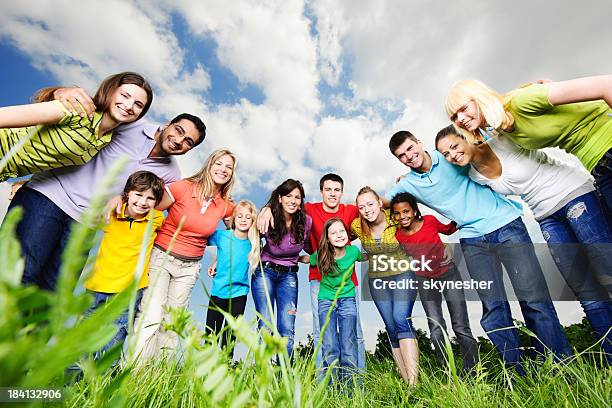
[208,229,251,299]
[385,150,522,238]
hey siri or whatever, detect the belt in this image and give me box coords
[262,261,299,273]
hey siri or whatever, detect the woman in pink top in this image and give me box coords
[133,148,236,361]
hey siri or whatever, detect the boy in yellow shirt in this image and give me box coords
[84,170,165,358]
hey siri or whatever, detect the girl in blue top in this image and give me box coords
[205,200,260,357]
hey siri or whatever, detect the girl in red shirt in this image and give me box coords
[391,192,478,375]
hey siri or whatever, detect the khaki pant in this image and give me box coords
[131,247,201,362]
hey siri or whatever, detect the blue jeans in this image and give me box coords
[310,280,366,372]
[538,191,612,362]
[318,297,358,386]
[460,217,572,370]
[592,147,612,225]
[368,271,417,348]
[251,266,298,358]
[85,289,144,360]
[417,265,479,373]
[8,187,75,290]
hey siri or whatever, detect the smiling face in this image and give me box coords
[233,205,254,233]
[210,154,235,187]
[125,188,157,219]
[107,83,148,124]
[327,220,348,248]
[392,201,417,229]
[436,133,474,167]
[449,100,483,132]
[392,137,426,169]
[279,187,302,215]
[321,180,343,211]
[356,191,382,223]
[157,119,201,156]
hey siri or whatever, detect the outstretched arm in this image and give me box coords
[0,101,66,128]
[547,75,612,108]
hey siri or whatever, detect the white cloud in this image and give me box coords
[164,0,321,114]
[310,0,345,86]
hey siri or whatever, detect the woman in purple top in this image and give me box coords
[252,178,312,359]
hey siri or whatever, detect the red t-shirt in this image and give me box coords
[395,215,458,278]
[155,180,234,258]
[305,202,360,284]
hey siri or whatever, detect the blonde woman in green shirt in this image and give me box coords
[445,76,612,214]
[0,71,153,182]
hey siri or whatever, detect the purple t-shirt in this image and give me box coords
[27,119,181,221]
[261,215,312,266]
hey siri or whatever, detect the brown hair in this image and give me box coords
[389,130,419,155]
[317,218,346,276]
[265,179,307,246]
[121,170,165,205]
[33,72,153,121]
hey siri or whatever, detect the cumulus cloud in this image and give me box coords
[163,0,320,114]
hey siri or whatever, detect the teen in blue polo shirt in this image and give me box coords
[384,130,571,373]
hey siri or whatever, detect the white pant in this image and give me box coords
[131,247,201,362]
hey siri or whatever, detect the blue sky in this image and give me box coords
[1,0,610,351]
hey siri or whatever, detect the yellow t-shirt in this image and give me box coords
[84,206,164,293]
[350,210,409,278]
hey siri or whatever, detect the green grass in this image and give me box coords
[57,347,610,408]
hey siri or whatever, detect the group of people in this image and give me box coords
[1,71,611,389]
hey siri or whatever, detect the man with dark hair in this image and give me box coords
[7,87,206,291]
[258,173,366,372]
[384,129,571,374]
[389,130,419,155]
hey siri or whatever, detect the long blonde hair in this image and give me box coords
[445,79,515,143]
[230,200,260,271]
[356,186,384,238]
[187,148,236,209]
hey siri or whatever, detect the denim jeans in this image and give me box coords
[8,187,75,290]
[251,266,298,358]
[310,280,366,372]
[460,217,572,370]
[592,147,612,224]
[85,289,144,360]
[538,191,612,361]
[417,265,479,373]
[318,297,358,386]
[368,271,417,348]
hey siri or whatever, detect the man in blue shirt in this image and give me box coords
[384,129,571,373]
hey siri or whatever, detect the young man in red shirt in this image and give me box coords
[258,174,365,370]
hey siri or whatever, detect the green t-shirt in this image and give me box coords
[310,245,362,301]
[503,83,612,171]
[0,101,112,182]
